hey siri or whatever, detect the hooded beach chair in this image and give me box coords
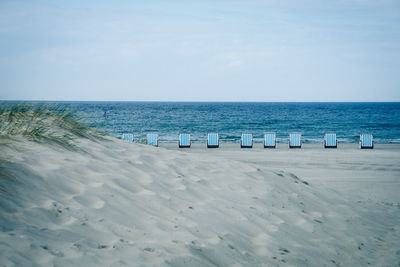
[147,133,158,146]
[264,133,276,148]
[289,133,301,148]
[121,133,134,143]
[324,133,337,148]
[179,133,191,148]
[360,134,373,149]
[207,133,219,148]
[241,133,253,148]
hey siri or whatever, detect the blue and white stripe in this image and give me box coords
[264,133,276,148]
[360,134,373,148]
[289,133,301,148]
[241,133,253,148]
[179,133,191,147]
[324,133,337,148]
[147,133,158,146]
[122,133,134,143]
[207,133,219,147]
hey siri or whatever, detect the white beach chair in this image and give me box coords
[241,133,253,148]
[121,133,134,143]
[147,133,158,146]
[324,133,337,148]
[360,134,373,149]
[289,133,301,148]
[179,133,191,148]
[264,133,276,148]
[207,133,219,148]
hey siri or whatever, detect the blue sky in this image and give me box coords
[0,0,399,101]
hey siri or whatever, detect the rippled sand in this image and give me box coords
[1,137,399,266]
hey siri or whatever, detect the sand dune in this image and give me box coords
[1,137,400,266]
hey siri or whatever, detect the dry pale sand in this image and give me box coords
[1,137,400,266]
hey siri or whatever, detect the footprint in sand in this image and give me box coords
[89,182,104,188]
[73,195,105,209]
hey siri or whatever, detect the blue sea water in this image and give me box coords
[7,102,400,144]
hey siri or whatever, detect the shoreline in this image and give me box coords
[151,142,400,150]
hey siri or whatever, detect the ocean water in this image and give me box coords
[7,102,400,144]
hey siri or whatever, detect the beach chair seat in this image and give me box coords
[147,133,158,146]
[207,133,219,148]
[289,133,301,148]
[179,133,191,148]
[264,133,276,148]
[121,133,134,143]
[324,133,337,148]
[241,133,253,148]
[360,134,373,149]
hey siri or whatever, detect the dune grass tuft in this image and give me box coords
[0,103,103,149]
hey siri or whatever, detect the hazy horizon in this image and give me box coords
[1,0,400,102]
[2,100,400,103]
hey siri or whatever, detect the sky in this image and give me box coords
[0,0,399,102]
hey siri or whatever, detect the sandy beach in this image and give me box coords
[1,136,400,266]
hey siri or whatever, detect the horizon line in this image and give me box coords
[1,99,400,103]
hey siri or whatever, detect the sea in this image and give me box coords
[7,102,400,144]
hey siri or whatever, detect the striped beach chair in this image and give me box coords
[289,133,301,148]
[360,134,373,149]
[324,133,337,148]
[121,133,134,143]
[147,133,158,146]
[207,133,219,148]
[179,133,191,148]
[264,133,276,148]
[241,133,253,148]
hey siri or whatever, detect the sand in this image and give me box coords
[1,137,400,266]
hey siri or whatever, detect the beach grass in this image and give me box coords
[0,103,102,149]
